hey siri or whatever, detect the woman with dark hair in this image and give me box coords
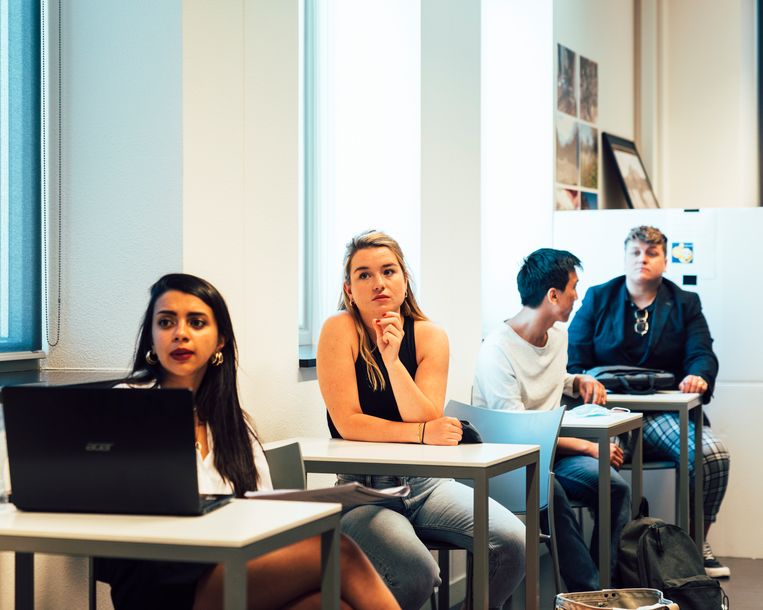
[95,273,399,610]
[317,231,526,610]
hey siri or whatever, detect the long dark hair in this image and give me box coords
[130,273,258,495]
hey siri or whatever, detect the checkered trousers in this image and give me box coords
[642,412,730,524]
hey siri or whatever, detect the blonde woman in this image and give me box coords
[317,231,525,610]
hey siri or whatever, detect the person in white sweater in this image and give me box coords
[473,248,631,591]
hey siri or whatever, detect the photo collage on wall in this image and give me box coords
[555,44,599,211]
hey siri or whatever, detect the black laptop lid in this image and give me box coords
[2,385,207,515]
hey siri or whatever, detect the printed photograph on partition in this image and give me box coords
[557,44,577,116]
[555,188,580,211]
[613,149,659,209]
[671,242,694,264]
[580,191,598,210]
[556,114,578,185]
[579,124,598,189]
[580,56,598,123]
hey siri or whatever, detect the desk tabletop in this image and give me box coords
[605,391,701,410]
[0,499,340,548]
[272,437,538,468]
[562,411,643,430]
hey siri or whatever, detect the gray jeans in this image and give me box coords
[338,475,526,610]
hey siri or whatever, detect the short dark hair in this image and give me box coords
[518,248,581,308]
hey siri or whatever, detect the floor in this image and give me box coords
[443,555,760,609]
[716,557,762,610]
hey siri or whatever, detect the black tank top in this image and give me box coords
[327,316,418,439]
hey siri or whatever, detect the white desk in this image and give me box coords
[605,392,703,551]
[560,411,643,587]
[1,499,342,610]
[283,437,541,610]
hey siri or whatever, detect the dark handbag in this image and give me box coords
[587,365,675,395]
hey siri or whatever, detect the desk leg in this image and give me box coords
[223,559,247,610]
[473,473,489,610]
[525,460,539,610]
[693,405,704,552]
[678,409,690,533]
[632,425,643,519]
[15,552,33,610]
[598,436,611,587]
[321,525,340,610]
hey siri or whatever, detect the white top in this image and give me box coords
[116,382,272,494]
[473,322,577,411]
[200,425,273,494]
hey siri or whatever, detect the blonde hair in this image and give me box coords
[624,225,668,254]
[339,230,427,391]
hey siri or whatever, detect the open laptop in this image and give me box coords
[1,385,233,516]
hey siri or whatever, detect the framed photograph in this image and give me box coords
[579,56,598,123]
[557,44,577,117]
[555,187,580,211]
[555,114,578,185]
[602,133,659,209]
[578,124,598,189]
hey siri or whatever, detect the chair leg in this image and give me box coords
[88,557,97,610]
[438,549,450,610]
[465,552,473,610]
[546,474,564,594]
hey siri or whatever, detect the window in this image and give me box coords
[301,0,421,353]
[0,0,42,357]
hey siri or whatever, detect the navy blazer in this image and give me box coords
[567,276,719,403]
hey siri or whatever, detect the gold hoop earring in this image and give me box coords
[211,351,224,367]
[145,349,158,365]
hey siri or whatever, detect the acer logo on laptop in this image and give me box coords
[85,442,115,452]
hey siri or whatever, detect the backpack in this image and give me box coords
[617,501,728,610]
[587,365,675,394]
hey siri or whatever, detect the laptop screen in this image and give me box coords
[1,385,219,515]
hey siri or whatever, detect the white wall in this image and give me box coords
[554,0,635,211]
[481,0,554,334]
[649,0,758,209]
[554,0,635,142]
[46,0,183,371]
[420,0,482,402]
[1,2,184,609]
[183,0,326,448]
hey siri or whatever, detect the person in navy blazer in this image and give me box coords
[567,272,718,401]
[567,225,730,579]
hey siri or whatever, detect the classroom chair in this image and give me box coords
[263,441,307,490]
[423,401,564,609]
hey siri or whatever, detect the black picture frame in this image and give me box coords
[602,133,660,209]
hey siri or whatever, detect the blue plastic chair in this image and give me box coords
[444,400,565,594]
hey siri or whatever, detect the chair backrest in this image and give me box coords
[263,441,307,490]
[445,400,564,513]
